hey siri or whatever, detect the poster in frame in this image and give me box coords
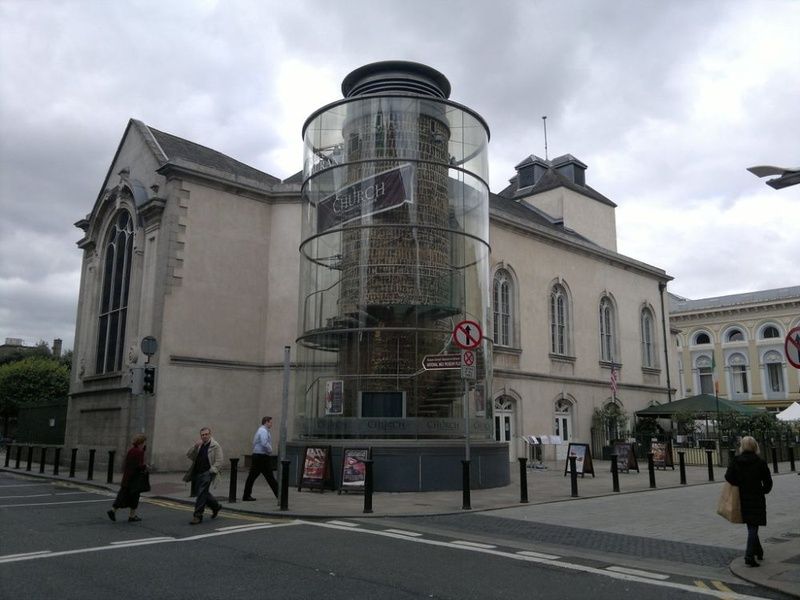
[339,448,371,494]
[612,441,640,473]
[650,440,675,469]
[563,443,595,477]
[297,446,334,492]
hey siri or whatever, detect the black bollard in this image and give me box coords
[789,446,796,472]
[53,447,61,475]
[363,459,374,514]
[15,445,22,469]
[26,446,34,471]
[678,451,686,484]
[569,455,578,497]
[518,457,529,503]
[647,452,656,488]
[462,460,471,510]
[771,447,779,474]
[87,448,96,480]
[228,457,239,503]
[611,454,620,492]
[3,444,9,467]
[69,448,77,477]
[40,447,47,473]
[705,449,714,481]
[106,450,115,484]
[279,459,290,511]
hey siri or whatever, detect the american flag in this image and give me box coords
[610,363,618,397]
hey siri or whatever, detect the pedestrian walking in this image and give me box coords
[242,416,279,501]
[724,435,773,567]
[184,426,223,524]
[107,433,148,523]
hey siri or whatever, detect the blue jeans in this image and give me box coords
[193,470,220,517]
[746,524,762,559]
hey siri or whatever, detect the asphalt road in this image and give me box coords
[0,472,790,600]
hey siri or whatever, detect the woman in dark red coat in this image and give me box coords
[724,436,773,567]
[107,433,148,522]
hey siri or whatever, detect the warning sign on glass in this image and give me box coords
[316,163,414,233]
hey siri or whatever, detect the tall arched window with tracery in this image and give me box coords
[641,307,655,368]
[599,296,616,362]
[493,269,513,347]
[550,284,569,355]
[96,211,134,374]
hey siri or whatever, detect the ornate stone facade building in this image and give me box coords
[669,287,800,411]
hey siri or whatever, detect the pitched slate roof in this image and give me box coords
[669,286,800,313]
[146,124,281,187]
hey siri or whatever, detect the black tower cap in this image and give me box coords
[341,60,451,99]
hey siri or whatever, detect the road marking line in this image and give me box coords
[0,521,303,564]
[450,540,496,549]
[305,521,768,600]
[606,566,669,580]
[0,483,52,488]
[0,492,87,499]
[0,499,109,508]
[383,529,423,537]
[110,537,174,545]
[516,550,560,560]
[215,523,275,532]
[711,581,733,592]
[326,520,358,527]
[0,550,52,560]
[695,581,710,589]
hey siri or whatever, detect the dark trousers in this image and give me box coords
[193,470,220,517]
[746,524,763,559]
[243,454,278,498]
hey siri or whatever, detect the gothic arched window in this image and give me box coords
[599,296,616,362]
[96,211,134,374]
[493,269,514,347]
[550,284,570,355]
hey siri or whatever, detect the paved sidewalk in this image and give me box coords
[2,457,798,597]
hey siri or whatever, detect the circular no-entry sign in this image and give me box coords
[453,320,482,350]
[785,326,800,369]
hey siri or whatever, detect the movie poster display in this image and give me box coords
[563,443,595,477]
[612,441,640,473]
[325,380,344,415]
[339,448,371,494]
[650,440,674,469]
[298,446,334,492]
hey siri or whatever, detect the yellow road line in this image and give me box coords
[712,581,733,593]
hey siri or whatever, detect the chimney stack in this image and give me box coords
[52,338,62,358]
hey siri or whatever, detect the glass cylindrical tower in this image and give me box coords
[295,61,501,491]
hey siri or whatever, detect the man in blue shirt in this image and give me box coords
[242,416,278,501]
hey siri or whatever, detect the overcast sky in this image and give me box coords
[1,0,798,352]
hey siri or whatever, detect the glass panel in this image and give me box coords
[297,96,491,440]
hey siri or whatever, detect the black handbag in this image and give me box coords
[130,470,151,493]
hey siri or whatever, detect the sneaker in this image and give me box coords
[211,505,221,519]
[107,510,116,522]
[190,515,203,525]
[242,496,257,501]
[128,515,142,522]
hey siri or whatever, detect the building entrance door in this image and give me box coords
[494,396,516,462]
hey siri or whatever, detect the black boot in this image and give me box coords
[744,556,760,567]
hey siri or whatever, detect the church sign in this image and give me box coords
[317,163,413,233]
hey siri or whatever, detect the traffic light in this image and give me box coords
[143,366,156,394]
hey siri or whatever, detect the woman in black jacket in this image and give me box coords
[724,436,773,567]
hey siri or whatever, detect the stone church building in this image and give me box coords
[67,62,679,485]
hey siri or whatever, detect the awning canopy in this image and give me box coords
[776,402,800,422]
[635,394,763,419]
